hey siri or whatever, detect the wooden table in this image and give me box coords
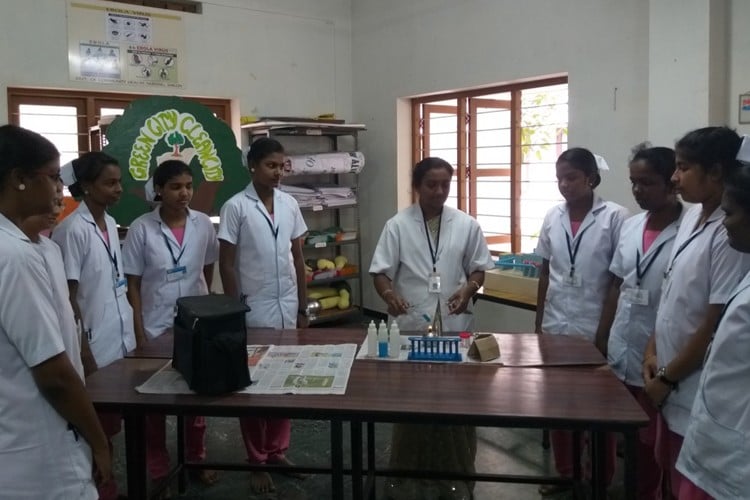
[476,287,537,311]
[98,329,644,500]
[128,329,605,367]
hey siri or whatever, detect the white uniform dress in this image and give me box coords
[33,236,85,380]
[369,204,494,332]
[676,270,750,499]
[607,209,683,386]
[654,204,750,436]
[218,183,307,328]
[536,197,628,340]
[122,207,219,339]
[52,202,136,368]
[0,214,96,499]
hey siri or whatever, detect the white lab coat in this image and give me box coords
[655,204,750,436]
[52,202,136,368]
[536,197,628,341]
[218,183,307,328]
[123,207,219,339]
[369,204,494,332]
[676,270,750,499]
[0,214,96,499]
[33,236,85,380]
[607,208,683,386]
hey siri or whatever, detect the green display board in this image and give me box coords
[103,95,248,226]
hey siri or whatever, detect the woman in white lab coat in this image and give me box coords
[675,158,750,499]
[122,160,219,487]
[218,138,308,494]
[642,127,750,498]
[593,145,683,500]
[0,124,109,499]
[370,157,495,500]
[53,151,136,500]
[534,147,627,495]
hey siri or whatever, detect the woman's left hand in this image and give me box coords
[447,285,473,315]
[644,377,671,408]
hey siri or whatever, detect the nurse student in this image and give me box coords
[53,151,136,500]
[122,160,219,488]
[370,157,494,500]
[594,144,683,499]
[534,147,628,495]
[675,155,750,499]
[218,138,309,494]
[643,127,750,497]
[0,124,109,499]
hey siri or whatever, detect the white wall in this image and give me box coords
[729,0,750,136]
[0,0,353,126]
[351,0,651,318]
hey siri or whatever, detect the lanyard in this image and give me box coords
[161,231,186,266]
[564,224,590,277]
[422,213,441,272]
[97,228,119,277]
[665,220,715,277]
[635,242,666,286]
[263,213,278,240]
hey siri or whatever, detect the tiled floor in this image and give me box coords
[110,418,627,499]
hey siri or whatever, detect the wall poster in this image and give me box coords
[67,1,184,88]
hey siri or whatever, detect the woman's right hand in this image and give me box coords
[385,292,410,316]
[92,444,113,486]
[642,354,658,384]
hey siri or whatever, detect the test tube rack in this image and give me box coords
[407,336,462,362]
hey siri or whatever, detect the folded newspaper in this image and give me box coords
[136,344,357,395]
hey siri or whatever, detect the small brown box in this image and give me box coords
[467,334,500,362]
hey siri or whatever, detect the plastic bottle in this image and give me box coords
[389,321,401,359]
[367,320,377,357]
[377,321,389,357]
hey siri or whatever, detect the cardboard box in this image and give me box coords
[467,333,500,362]
[483,268,538,303]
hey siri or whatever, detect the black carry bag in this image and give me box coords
[172,294,252,395]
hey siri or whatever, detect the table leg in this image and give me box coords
[367,421,376,500]
[572,430,582,482]
[176,415,186,493]
[351,420,363,500]
[331,419,344,500]
[124,412,148,500]
[623,429,637,500]
[590,431,607,500]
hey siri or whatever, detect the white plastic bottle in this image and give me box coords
[377,321,389,357]
[367,320,377,357]
[389,321,401,359]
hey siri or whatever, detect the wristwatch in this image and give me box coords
[656,366,678,391]
[298,308,309,317]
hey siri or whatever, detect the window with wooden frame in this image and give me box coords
[412,77,568,254]
[7,87,231,165]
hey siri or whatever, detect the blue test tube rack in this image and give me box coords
[407,336,462,362]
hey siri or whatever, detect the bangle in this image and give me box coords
[382,289,394,300]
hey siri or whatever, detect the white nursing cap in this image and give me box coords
[60,160,77,186]
[593,154,610,171]
[737,135,750,164]
[144,177,157,202]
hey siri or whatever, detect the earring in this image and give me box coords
[18,183,25,191]
[84,190,89,195]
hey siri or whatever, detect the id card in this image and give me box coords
[563,273,582,287]
[166,265,187,282]
[626,287,649,306]
[428,271,441,294]
[115,278,127,296]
